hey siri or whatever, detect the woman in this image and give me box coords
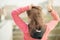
[11,4,59,40]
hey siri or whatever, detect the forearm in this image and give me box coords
[50,10,59,20]
[12,6,30,15]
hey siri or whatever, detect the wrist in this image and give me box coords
[48,9,53,13]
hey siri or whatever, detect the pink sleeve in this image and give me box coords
[11,6,30,33]
[41,10,59,40]
[46,10,59,31]
[42,21,59,40]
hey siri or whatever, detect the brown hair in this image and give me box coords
[27,6,45,35]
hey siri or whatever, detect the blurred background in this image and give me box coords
[0,0,60,40]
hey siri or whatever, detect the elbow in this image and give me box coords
[11,10,18,16]
[11,11,14,19]
[11,11,14,17]
[55,15,60,21]
[54,18,60,22]
[11,11,14,16]
[11,11,15,19]
[11,11,16,15]
[11,10,17,18]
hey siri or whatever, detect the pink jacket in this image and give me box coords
[11,6,59,40]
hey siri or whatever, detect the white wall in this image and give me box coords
[0,0,46,7]
[0,20,13,40]
[0,0,60,8]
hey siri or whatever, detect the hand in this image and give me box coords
[47,4,53,11]
[47,0,54,12]
[29,4,33,10]
[29,4,38,10]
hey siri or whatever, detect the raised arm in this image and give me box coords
[49,9,59,20]
[46,5,59,31]
[41,6,60,40]
[42,9,60,40]
[11,6,30,33]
